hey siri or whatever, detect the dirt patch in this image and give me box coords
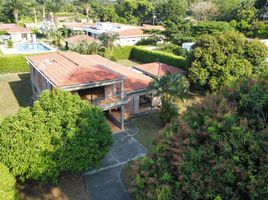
[16,173,88,200]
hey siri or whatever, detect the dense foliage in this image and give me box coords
[134,77,268,200]
[0,163,17,200]
[131,46,186,69]
[110,46,134,60]
[188,31,268,91]
[0,55,29,73]
[0,90,112,182]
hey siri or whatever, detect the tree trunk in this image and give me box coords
[86,7,90,23]
[13,9,19,24]
[33,8,37,23]
[42,5,46,19]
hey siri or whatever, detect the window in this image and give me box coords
[78,87,105,101]
[139,94,152,109]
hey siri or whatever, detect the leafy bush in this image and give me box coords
[130,46,187,69]
[0,163,17,200]
[0,90,112,182]
[188,31,268,91]
[134,78,268,199]
[110,46,134,60]
[0,55,29,73]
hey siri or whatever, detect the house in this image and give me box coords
[0,23,32,42]
[27,52,182,129]
[83,22,164,46]
[64,35,97,49]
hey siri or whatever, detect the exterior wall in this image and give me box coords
[114,36,148,46]
[105,84,116,98]
[10,33,32,42]
[29,64,52,99]
[125,91,160,115]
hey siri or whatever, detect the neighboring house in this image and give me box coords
[0,23,32,42]
[27,51,183,129]
[64,35,97,49]
[83,22,164,46]
[63,22,95,34]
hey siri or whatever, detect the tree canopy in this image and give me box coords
[188,31,268,91]
[0,90,112,182]
[134,77,268,199]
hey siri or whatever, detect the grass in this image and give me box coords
[132,112,163,153]
[0,55,29,73]
[117,59,141,67]
[0,73,32,120]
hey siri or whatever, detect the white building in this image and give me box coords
[0,23,32,42]
[83,22,164,46]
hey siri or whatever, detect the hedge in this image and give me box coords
[110,46,134,60]
[130,46,187,69]
[0,163,17,200]
[0,55,29,73]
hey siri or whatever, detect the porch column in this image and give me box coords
[121,106,125,130]
[120,80,124,101]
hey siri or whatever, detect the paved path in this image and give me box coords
[83,131,147,200]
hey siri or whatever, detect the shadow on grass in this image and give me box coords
[8,73,33,107]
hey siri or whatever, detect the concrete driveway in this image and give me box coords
[83,131,147,200]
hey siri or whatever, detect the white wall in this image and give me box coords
[115,36,147,46]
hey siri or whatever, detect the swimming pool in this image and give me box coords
[0,42,56,55]
[14,43,53,54]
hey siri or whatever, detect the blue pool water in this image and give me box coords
[15,43,52,54]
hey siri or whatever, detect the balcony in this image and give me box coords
[87,96,127,111]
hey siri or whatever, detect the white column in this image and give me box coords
[121,106,125,130]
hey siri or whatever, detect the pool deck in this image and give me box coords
[0,42,56,55]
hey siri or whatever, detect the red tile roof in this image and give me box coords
[0,23,30,33]
[27,52,123,87]
[85,55,153,93]
[117,28,149,38]
[65,35,96,44]
[134,62,187,78]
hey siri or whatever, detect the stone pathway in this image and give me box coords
[83,131,147,200]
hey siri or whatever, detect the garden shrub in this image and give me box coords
[0,90,112,182]
[130,46,187,69]
[0,55,29,73]
[0,163,17,200]
[110,46,134,60]
[188,31,268,91]
[134,78,268,200]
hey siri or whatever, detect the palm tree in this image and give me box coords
[98,32,119,57]
[5,0,30,23]
[51,31,63,47]
[81,0,92,23]
[72,42,103,55]
[150,73,190,103]
[149,73,190,124]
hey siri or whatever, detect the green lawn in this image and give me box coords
[0,73,32,121]
[132,112,163,153]
[0,55,29,73]
[117,59,141,67]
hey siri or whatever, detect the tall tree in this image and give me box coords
[3,0,32,23]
